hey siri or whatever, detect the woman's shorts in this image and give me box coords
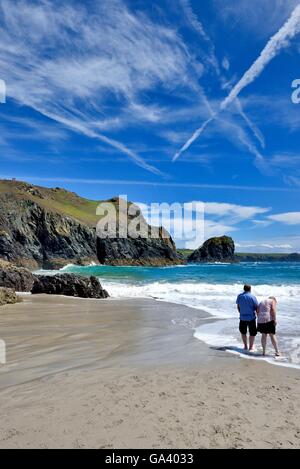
[257,320,276,335]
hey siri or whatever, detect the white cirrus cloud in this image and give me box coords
[284,176,300,187]
[2,175,299,193]
[268,212,300,225]
[183,201,270,218]
[0,0,198,174]
[204,202,270,220]
[250,219,272,229]
[236,243,293,251]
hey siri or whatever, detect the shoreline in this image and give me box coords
[123,295,300,371]
[42,261,300,368]
[1,292,298,387]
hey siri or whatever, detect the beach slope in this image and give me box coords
[0,295,299,449]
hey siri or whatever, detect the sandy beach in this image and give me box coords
[1,0,300,451]
[0,295,299,449]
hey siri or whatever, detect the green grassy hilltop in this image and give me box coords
[0,179,103,227]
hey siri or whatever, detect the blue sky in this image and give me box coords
[1,0,300,251]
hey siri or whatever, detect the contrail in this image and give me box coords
[180,0,265,149]
[30,105,164,176]
[234,97,265,148]
[173,116,214,161]
[221,4,300,110]
[179,0,210,42]
[175,4,300,160]
[179,0,220,74]
[216,116,266,171]
[3,175,300,192]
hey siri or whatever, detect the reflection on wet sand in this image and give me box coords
[0,294,215,389]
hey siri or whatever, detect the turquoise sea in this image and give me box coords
[41,262,300,367]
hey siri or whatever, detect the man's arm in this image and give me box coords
[254,297,259,316]
[236,296,240,314]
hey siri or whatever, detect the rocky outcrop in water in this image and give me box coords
[188,236,235,263]
[0,262,35,292]
[0,287,18,306]
[31,273,109,299]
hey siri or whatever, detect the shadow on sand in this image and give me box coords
[210,346,290,364]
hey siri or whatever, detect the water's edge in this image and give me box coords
[35,262,300,370]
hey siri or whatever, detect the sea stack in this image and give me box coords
[188,236,235,263]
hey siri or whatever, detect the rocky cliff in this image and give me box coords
[97,235,181,266]
[0,180,182,268]
[96,198,183,266]
[0,193,98,269]
[188,236,235,263]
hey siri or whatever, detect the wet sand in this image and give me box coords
[0,294,215,389]
[0,295,300,448]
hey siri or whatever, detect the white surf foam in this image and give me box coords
[102,280,299,317]
[101,280,300,368]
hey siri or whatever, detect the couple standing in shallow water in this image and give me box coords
[236,285,280,357]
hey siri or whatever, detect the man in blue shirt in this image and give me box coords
[236,285,258,351]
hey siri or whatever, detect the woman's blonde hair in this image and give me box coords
[269,296,277,303]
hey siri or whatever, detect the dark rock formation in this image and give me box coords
[0,287,18,306]
[31,273,109,299]
[97,233,183,266]
[96,199,183,266]
[0,255,110,298]
[0,263,35,292]
[0,193,98,269]
[188,236,235,263]
[287,253,300,261]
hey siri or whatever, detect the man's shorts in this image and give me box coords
[239,319,257,336]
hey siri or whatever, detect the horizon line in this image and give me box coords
[1,175,300,193]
